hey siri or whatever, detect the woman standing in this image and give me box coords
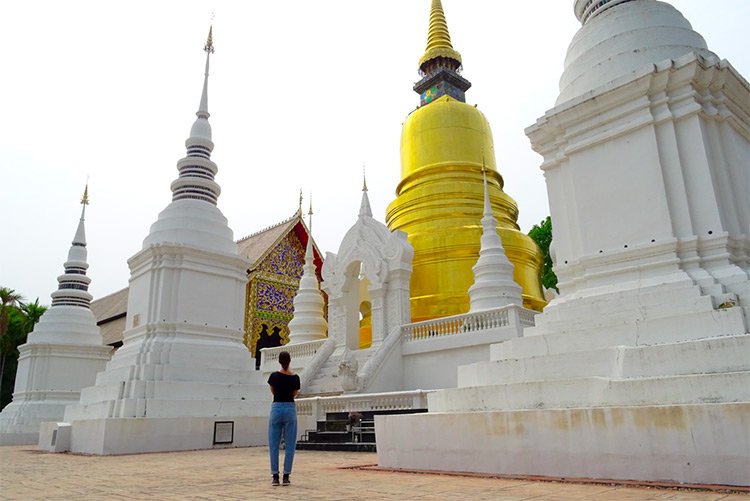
[267,350,300,486]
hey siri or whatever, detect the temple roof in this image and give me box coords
[236,212,324,273]
[90,287,128,346]
[90,287,128,322]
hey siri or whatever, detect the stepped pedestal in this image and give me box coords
[54,240,271,455]
[377,328,750,486]
[0,307,110,445]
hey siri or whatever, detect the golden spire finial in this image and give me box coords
[298,188,303,215]
[204,25,214,54]
[419,0,462,69]
[81,183,90,206]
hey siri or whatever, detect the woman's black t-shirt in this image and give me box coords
[268,372,301,403]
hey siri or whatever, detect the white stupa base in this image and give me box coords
[39,415,269,455]
[58,370,272,454]
[0,343,110,446]
[375,295,749,486]
[56,322,273,454]
[376,403,749,486]
[525,281,746,342]
[1,397,81,446]
[288,333,327,345]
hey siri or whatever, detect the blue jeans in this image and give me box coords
[268,402,297,475]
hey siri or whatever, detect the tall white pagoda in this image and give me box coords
[51,29,270,455]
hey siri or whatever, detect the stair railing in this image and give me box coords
[299,337,336,392]
[357,325,403,393]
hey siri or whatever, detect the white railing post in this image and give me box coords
[313,397,321,421]
[508,306,520,330]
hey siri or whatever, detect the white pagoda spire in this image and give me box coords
[191,26,213,141]
[143,26,236,254]
[468,169,523,311]
[171,26,219,205]
[49,184,93,309]
[288,199,328,344]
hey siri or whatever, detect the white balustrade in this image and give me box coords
[518,308,537,327]
[260,339,328,369]
[401,305,536,342]
[296,390,433,421]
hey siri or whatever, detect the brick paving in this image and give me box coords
[0,445,747,500]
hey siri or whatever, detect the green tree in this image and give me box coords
[0,288,24,342]
[20,299,46,334]
[0,290,47,410]
[528,216,558,293]
[0,307,27,409]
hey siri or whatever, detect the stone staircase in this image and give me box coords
[302,349,374,396]
[297,409,426,452]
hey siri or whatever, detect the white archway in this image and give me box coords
[321,195,412,352]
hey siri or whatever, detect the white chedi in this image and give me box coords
[468,170,523,311]
[55,29,270,455]
[0,187,110,445]
[288,209,328,344]
[559,0,717,104]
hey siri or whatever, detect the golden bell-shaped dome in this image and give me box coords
[386,1,546,321]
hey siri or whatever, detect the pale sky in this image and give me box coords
[2,0,748,305]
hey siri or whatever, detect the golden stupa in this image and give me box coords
[386,0,546,321]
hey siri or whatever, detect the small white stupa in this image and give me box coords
[52,28,269,455]
[0,186,110,445]
[287,201,328,344]
[468,168,523,311]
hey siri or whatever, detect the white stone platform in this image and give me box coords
[376,325,750,486]
[376,403,749,486]
[39,415,268,455]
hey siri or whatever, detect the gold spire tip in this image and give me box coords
[308,193,313,216]
[419,0,462,68]
[204,25,214,53]
[298,189,303,214]
[81,184,90,206]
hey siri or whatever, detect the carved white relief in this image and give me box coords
[338,348,359,392]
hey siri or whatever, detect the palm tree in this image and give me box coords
[0,290,48,410]
[20,299,46,335]
[0,287,24,341]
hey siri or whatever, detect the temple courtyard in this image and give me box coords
[0,446,746,500]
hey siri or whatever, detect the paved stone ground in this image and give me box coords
[0,445,747,500]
